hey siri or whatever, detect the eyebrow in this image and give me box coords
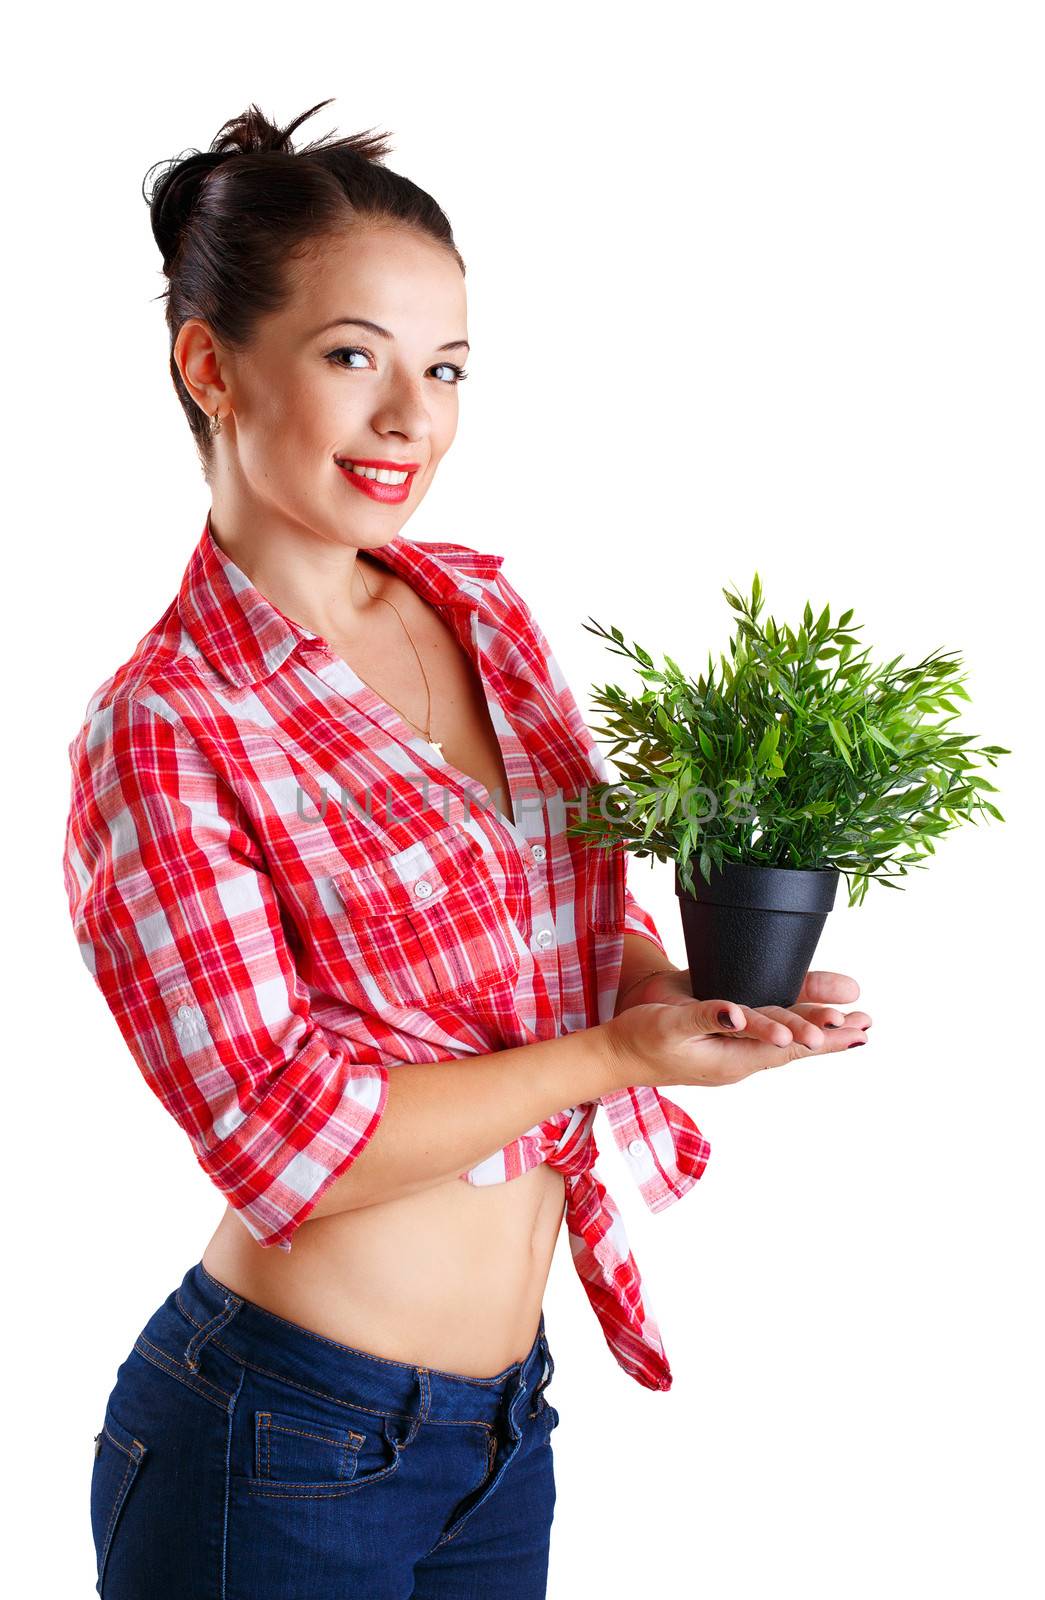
[310,316,470,354]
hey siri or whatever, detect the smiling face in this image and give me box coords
[175,222,468,548]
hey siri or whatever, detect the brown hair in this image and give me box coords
[143,99,465,477]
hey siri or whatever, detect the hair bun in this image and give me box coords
[146,150,231,272]
[211,100,317,157]
[145,101,336,273]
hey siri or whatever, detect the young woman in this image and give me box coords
[64,100,871,1599]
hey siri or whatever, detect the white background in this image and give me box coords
[10,3,1042,1595]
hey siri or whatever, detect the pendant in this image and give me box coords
[429,738,443,754]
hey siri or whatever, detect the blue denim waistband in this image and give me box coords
[167,1260,553,1429]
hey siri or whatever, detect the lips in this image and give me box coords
[335,458,418,505]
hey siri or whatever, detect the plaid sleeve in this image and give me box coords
[63,696,390,1251]
[494,565,672,962]
[622,881,670,958]
[492,563,617,789]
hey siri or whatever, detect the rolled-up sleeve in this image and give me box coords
[63,696,390,1250]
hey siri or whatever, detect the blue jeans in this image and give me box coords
[90,1260,559,1598]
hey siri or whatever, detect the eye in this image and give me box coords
[326,347,372,371]
[325,347,468,385]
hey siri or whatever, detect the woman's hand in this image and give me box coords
[623,965,871,1030]
[605,967,872,1090]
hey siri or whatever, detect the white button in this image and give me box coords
[178,1004,195,1020]
[412,878,434,900]
[530,844,546,862]
[534,927,555,950]
[628,1138,646,1158]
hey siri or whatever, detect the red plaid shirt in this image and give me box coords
[63,515,710,1391]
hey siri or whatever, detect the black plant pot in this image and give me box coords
[674,860,840,1009]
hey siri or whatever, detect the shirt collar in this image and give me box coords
[178,512,503,690]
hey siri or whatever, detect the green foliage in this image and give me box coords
[564,574,1011,907]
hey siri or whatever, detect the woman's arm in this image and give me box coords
[65,698,399,1253]
[64,695,634,1245]
[615,930,681,1014]
[304,1023,622,1219]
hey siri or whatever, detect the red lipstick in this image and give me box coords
[335,456,420,505]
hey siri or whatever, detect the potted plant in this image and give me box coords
[565,574,1010,1008]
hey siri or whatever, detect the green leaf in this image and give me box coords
[863,722,902,755]
[825,715,854,770]
[755,723,780,764]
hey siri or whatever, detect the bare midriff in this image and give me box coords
[203,556,568,1379]
[200,1162,568,1378]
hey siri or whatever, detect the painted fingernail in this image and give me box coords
[847,1040,866,1048]
[824,1022,839,1028]
[717,1009,736,1028]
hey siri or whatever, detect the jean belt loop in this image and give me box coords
[183,1291,244,1373]
[400,1367,431,1448]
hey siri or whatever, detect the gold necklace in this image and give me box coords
[354,559,443,754]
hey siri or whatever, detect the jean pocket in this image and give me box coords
[255,1408,367,1484]
[245,1393,403,1500]
[91,1405,147,1593]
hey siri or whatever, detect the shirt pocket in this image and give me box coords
[329,825,523,1010]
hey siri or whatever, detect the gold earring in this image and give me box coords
[210,408,223,438]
